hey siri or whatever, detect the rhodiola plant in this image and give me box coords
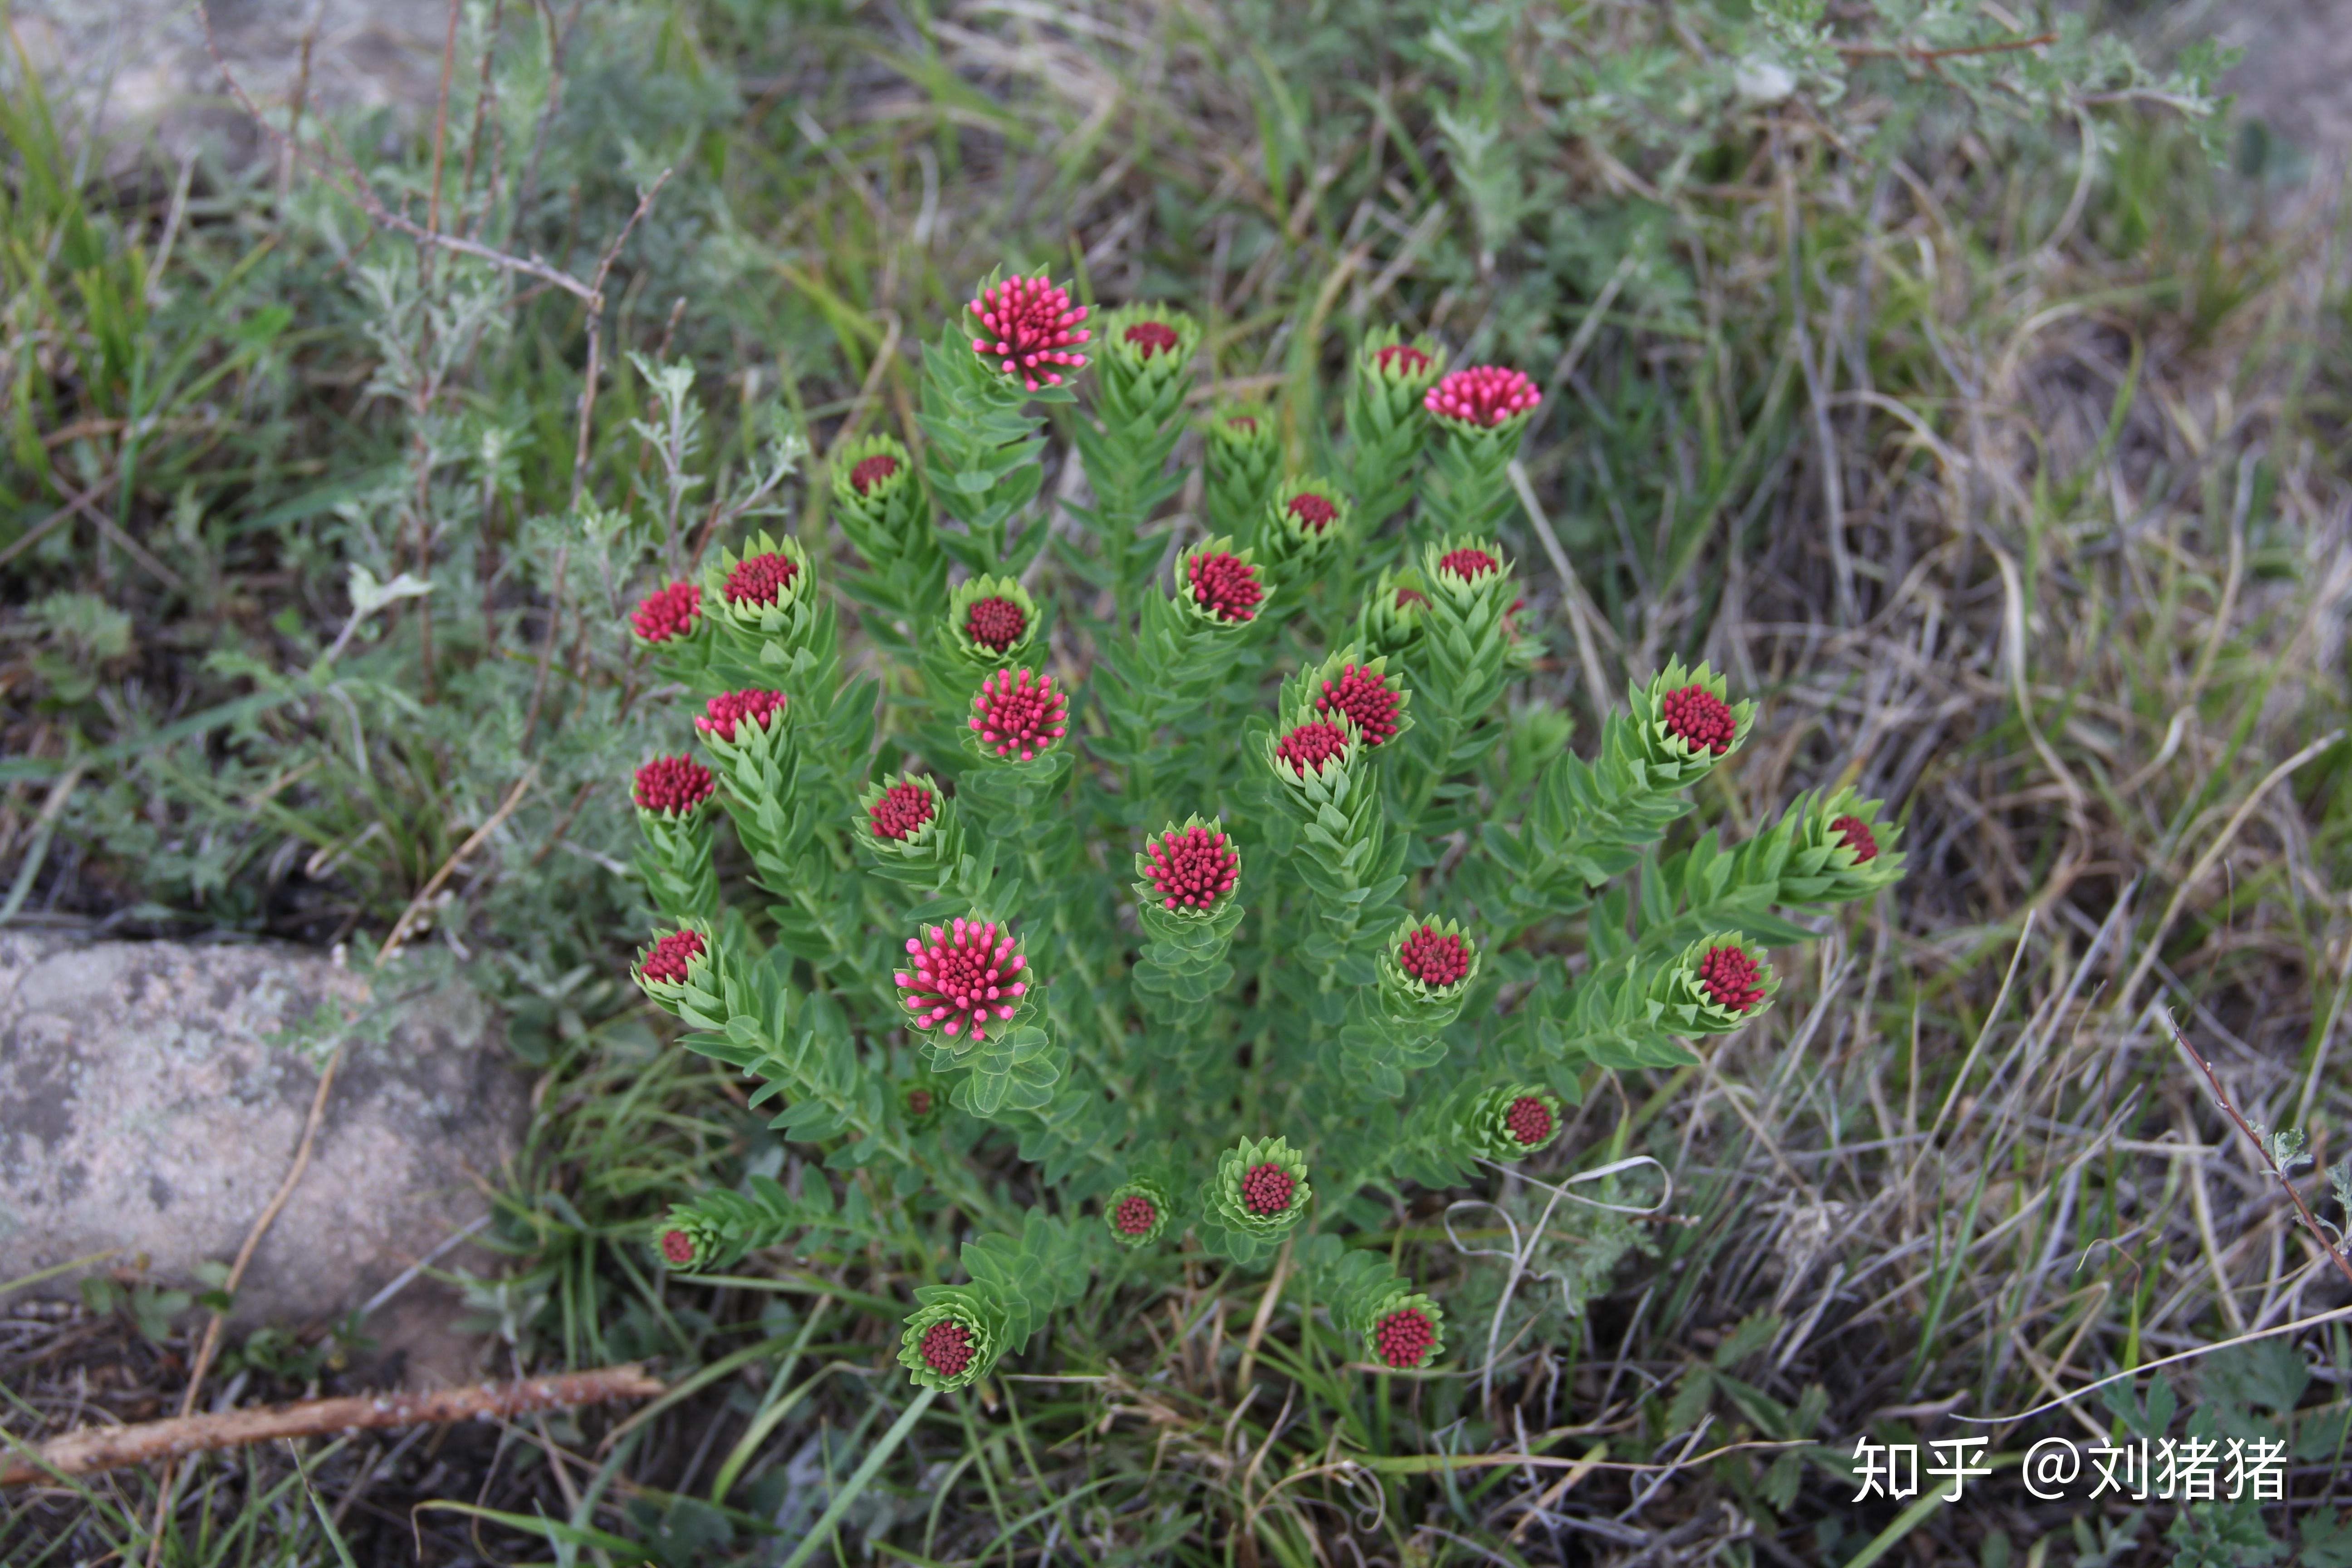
[623,268,1906,1392]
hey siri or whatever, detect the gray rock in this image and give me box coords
[0,933,526,1383]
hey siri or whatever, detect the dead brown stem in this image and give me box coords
[2,1366,664,1489]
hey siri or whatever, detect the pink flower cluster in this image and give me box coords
[971,274,1090,390]
[1425,365,1539,428]
[896,918,1030,1042]
[970,668,1068,760]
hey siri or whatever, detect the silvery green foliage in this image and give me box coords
[626,281,1907,1387]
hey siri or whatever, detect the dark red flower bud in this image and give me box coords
[1660,685,1737,755]
[920,1319,975,1377]
[1287,493,1338,534]
[1314,664,1400,746]
[1504,1096,1554,1147]
[1424,365,1540,427]
[630,581,701,642]
[639,928,705,985]
[1374,343,1431,377]
[1187,550,1264,622]
[970,668,1068,760]
[1830,814,1879,863]
[1226,415,1258,434]
[965,595,1028,653]
[660,1229,696,1266]
[906,1087,934,1118]
[1143,824,1239,911]
[1695,944,1765,1013]
[1397,923,1471,987]
[696,689,787,743]
[1240,1162,1296,1216]
[869,781,937,842]
[849,453,901,494]
[1275,720,1350,777]
[1112,1194,1159,1236]
[970,273,1091,390]
[1123,320,1181,357]
[1438,546,1499,582]
[1373,1307,1437,1368]
[1395,586,1430,609]
[634,755,715,814]
[723,551,800,607]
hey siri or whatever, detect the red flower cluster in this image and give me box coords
[869,781,936,842]
[920,1319,975,1377]
[1240,1162,1296,1216]
[1373,1307,1437,1369]
[696,689,786,743]
[630,580,701,643]
[1112,1195,1159,1237]
[1695,944,1766,1013]
[849,453,900,494]
[633,755,715,815]
[965,596,1027,652]
[660,1229,696,1266]
[1286,492,1338,534]
[1225,414,1259,434]
[970,668,1068,760]
[1397,924,1471,988]
[1314,664,1400,746]
[1438,546,1499,582]
[1374,343,1431,377]
[1187,550,1264,622]
[1123,320,1180,358]
[1660,685,1737,755]
[723,551,799,607]
[1504,1096,1554,1147]
[1831,814,1879,863]
[896,918,1029,1041]
[639,928,705,985]
[970,274,1090,390]
[1142,824,1239,911]
[906,1087,935,1118]
[1395,585,1430,610]
[1425,365,1540,427]
[1274,720,1350,778]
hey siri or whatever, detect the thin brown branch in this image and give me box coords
[2,1366,664,1488]
[380,764,539,958]
[1838,32,2056,61]
[2167,1012,2352,1295]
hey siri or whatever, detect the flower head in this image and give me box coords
[1652,932,1779,1035]
[723,550,799,608]
[1396,586,1430,609]
[1769,788,1906,903]
[895,917,1032,1043]
[1396,922,1471,987]
[943,574,1039,668]
[633,755,715,817]
[966,596,1027,652]
[1142,823,1239,911]
[1205,1135,1312,1243]
[637,927,705,986]
[660,1228,696,1266]
[653,1209,724,1273]
[1660,684,1737,756]
[897,1293,1000,1391]
[1186,549,1264,623]
[1438,546,1499,582]
[1373,1304,1438,1368]
[630,581,701,643]
[1225,414,1258,435]
[1274,720,1352,777]
[902,1077,946,1128]
[1460,1083,1567,1161]
[1425,365,1540,428]
[1103,1176,1174,1248]
[1315,663,1402,746]
[970,668,1068,760]
[1240,1163,1296,1216]
[1374,343,1431,377]
[869,779,937,843]
[849,452,901,495]
[1831,814,1878,862]
[696,689,786,744]
[1287,492,1338,534]
[1123,319,1180,357]
[1505,1095,1555,1147]
[970,272,1090,390]
[1695,943,1766,1014]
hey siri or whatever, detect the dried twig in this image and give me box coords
[379,764,540,958]
[2,1366,664,1488]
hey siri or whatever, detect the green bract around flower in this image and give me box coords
[943,573,1040,669]
[1377,914,1481,1030]
[656,1208,724,1274]
[1778,786,1906,902]
[702,529,818,651]
[1205,405,1282,538]
[1628,659,1754,786]
[1363,1290,1446,1370]
[902,1075,946,1130]
[898,1290,1003,1390]
[1357,567,1431,657]
[1652,932,1779,1035]
[835,432,914,507]
[1204,1134,1311,1242]
[1460,1083,1566,1161]
[633,919,725,1029]
[1098,303,1201,381]
[1258,476,1350,576]
[1104,1176,1174,1248]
